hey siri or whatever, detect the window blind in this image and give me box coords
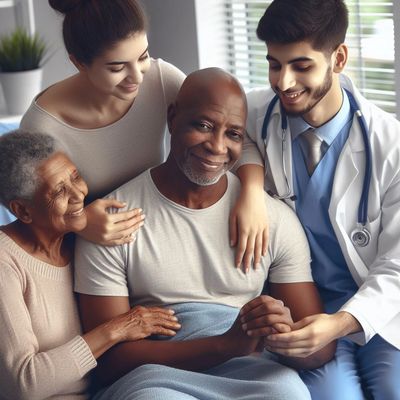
[223,0,396,115]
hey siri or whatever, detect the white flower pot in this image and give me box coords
[0,68,43,115]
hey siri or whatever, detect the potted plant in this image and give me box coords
[0,28,47,115]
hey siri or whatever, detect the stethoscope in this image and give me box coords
[262,89,373,248]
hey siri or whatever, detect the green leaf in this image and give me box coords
[0,28,48,72]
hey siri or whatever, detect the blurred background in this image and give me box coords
[0,0,399,119]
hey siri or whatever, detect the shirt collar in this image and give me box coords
[289,88,352,145]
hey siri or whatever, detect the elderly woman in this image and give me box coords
[0,130,181,400]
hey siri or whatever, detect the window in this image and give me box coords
[222,0,397,116]
[346,1,395,114]
[0,0,35,36]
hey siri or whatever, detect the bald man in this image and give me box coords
[74,68,333,400]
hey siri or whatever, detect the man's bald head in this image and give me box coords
[175,67,247,113]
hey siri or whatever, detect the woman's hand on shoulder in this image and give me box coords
[79,198,145,246]
[229,187,269,272]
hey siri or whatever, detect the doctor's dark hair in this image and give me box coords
[256,0,348,53]
[0,130,62,210]
[48,0,147,65]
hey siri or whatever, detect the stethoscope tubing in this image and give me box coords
[261,89,372,241]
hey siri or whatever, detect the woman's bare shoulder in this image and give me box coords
[36,75,80,118]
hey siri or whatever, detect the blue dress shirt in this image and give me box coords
[289,90,359,313]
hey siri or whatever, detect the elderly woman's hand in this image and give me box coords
[83,305,181,359]
[110,305,181,341]
[79,198,145,246]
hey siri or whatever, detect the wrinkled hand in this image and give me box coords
[79,198,145,246]
[111,305,181,342]
[240,295,293,337]
[264,313,343,358]
[221,313,262,357]
[229,188,268,272]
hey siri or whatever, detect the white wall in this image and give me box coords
[142,0,232,74]
[31,1,76,88]
[0,4,16,36]
[141,0,199,75]
[195,0,231,71]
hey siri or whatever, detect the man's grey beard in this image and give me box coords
[174,153,237,187]
[180,162,228,186]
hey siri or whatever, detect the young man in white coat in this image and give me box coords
[235,0,400,398]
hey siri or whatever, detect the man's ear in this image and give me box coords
[9,199,33,224]
[69,54,86,72]
[332,43,348,73]
[167,102,177,135]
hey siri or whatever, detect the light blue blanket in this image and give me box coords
[94,302,311,400]
[156,302,238,341]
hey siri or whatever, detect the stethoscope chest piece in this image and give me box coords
[351,226,371,247]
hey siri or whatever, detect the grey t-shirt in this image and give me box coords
[75,171,312,308]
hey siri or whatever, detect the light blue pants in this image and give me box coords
[300,335,400,400]
[93,302,310,400]
[94,356,311,400]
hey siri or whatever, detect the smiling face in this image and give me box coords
[266,41,344,124]
[168,71,247,187]
[28,152,88,236]
[77,32,151,101]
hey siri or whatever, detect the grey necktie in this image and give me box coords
[299,129,323,176]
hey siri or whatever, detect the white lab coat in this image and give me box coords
[239,74,400,350]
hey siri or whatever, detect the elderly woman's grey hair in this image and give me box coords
[0,130,62,210]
